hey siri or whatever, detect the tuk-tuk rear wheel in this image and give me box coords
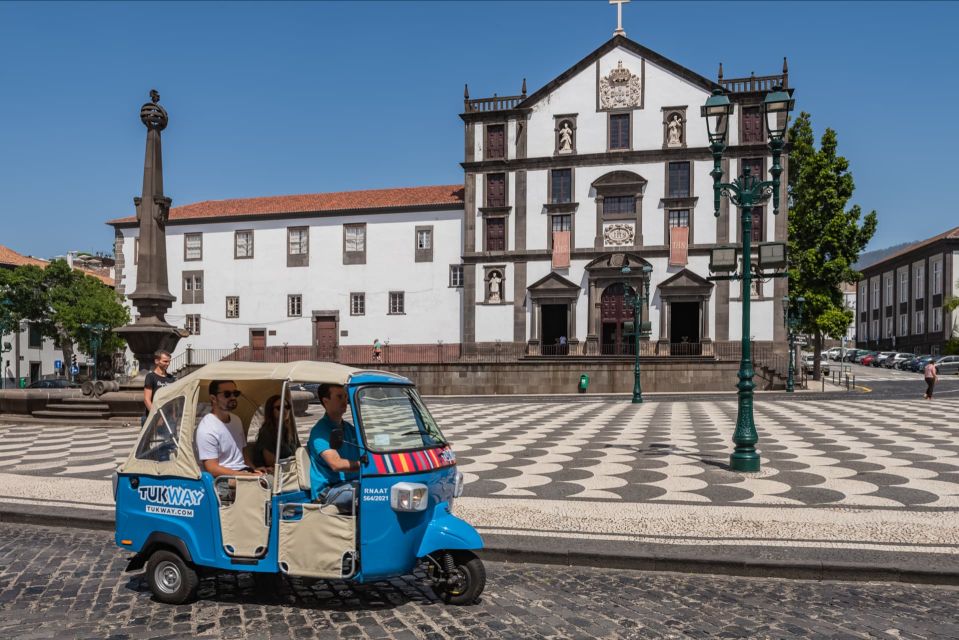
[432,550,485,605]
[146,549,199,605]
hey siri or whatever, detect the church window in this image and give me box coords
[449,265,464,288]
[234,230,254,259]
[182,271,203,304]
[743,157,763,181]
[486,218,505,251]
[287,294,302,318]
[741,105,763,144]
[609,113,630,150]
[184,233,202,261]
[485,124,505,160]
[415,226,433,263]
[287,227,309,267]
[351,293,365,316]
[344,223,367,265]
[668,210,689,228]
[225,296,239,319]
[389,292,405,315]
[667,162,690,198]
[604,196,634,215]
[748,210,764,243]
[551,214,571,233]
[486,173,506,207]
[185,314,201,336]
[551,169,572,203]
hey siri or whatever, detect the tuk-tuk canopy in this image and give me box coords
[120,360,362,479]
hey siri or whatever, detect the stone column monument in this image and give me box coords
[116,90,186,374]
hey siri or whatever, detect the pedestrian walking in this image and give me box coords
[143,350,175,421]
[372,338,383,363]
[923,359,939,399]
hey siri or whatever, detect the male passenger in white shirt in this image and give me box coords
[196,380,263,477]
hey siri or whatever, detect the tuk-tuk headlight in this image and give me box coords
[390,482,428,512]
[454,470,465,498]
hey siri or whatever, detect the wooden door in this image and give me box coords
[250,330,266,362]
[600,284,633,355]
[313,316,338,360]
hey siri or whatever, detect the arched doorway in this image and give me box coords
[601,283,635,355]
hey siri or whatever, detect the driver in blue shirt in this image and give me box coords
[308,383,360,513]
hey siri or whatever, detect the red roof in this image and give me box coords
[107,184,465,226]
[0,244,115,287]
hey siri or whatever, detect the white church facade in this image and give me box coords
[108,35,790,367]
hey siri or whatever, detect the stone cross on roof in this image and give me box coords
[610,0,630,37]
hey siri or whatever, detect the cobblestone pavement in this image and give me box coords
[0,524,957,640]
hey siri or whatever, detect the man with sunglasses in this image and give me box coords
[196,380,263,477]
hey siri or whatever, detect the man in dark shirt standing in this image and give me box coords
[143,350,175,419]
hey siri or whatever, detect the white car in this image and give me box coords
[826,347,843,361]
[802,354,830,375]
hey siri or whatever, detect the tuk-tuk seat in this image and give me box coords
[294,446,311,491]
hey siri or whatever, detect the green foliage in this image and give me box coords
[946,281,959,314]
[945,338,959,356]
[0,260,129,359]
[786,112,878,351]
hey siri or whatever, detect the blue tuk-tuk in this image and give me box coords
[114,361,485,605]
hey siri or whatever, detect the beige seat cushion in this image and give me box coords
[295,446,311,491]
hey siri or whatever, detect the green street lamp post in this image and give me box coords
[621,264,653,403]
[82,322,110,381]
[783,295,805,393]
[702,86,795,472]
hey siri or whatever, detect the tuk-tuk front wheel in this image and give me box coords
[146,549,199,605]
[430,550,485,605]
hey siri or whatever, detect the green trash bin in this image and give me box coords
[578,373,589,393]
[18,377,26,389]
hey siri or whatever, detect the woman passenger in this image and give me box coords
[249,394,299,468]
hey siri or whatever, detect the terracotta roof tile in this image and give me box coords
[0,245,115,287]
[107,184,465,226]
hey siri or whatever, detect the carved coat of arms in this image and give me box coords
[599,61,642,110]
[603,223,635,247]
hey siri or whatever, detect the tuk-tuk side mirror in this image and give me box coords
[330,428,344,450]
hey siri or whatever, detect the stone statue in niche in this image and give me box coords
[667,113,683,147]
[558,121,574,153]
[599,60,642,110]
[488,271,503,303]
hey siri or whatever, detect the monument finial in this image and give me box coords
[521,78,527,96]
[718,62,724,82]
[610,0,630,37]
[150,89,160,104]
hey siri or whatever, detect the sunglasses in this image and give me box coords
[218,390,242,398]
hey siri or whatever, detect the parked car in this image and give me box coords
[860,352,880,366]
[825,347,843,361]
[885,353,914,369]
[26,378,80,389]
[935,355,959,375]
[899,354,926,371]
[909,355,937,372]
[872,351,896,367]
[842,349,863,362]
[802,353,830,375]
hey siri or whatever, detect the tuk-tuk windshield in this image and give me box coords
[355,385,447,452]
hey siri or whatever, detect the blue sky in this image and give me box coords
[1,1,957,258]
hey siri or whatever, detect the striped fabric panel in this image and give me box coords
[368,446,456,476]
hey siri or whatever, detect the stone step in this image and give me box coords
[60,397,117,406]
[45,403,111,412]
[31,410,112,420]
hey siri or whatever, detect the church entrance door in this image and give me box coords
[250,330,266,362]
[600,283,633,355]
[313,316,338,360]
[670,302,701,355]
[541,304,569,355]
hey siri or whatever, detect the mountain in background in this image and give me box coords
[853,242,918,271]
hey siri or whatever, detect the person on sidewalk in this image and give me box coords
[196,380,263,478]
[143,350,175,419]
[924,359,940,399]
[308,383,360,514]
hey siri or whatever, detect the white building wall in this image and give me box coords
[116,208,464,358]
[1,327,66,386]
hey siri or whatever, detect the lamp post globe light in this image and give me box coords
[783,296,805,393]
[620,263,653,403]
[701,86,795,472]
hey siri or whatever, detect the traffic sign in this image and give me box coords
[54,360,63,370]
[70,365,79,375]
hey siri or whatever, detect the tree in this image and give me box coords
[0,260,129,375]
[786,112,878,379]
[945,280,959,355]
